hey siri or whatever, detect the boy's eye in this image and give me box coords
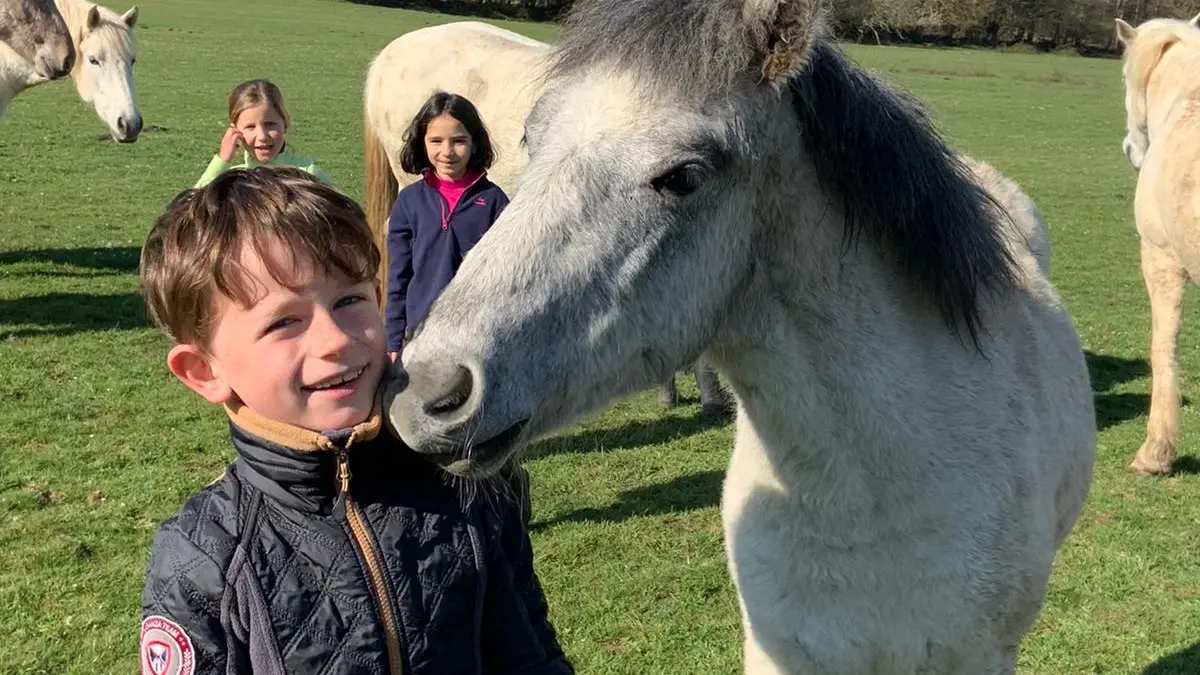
[335,295,366,309]
[262,317,298,336]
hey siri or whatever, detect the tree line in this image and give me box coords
[351,0,1198,55]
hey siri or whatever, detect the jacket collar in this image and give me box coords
[224,397,382,453]
[223,395,384,513]
[420,167,487,191]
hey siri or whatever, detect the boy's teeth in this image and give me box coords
[310,368,362,390]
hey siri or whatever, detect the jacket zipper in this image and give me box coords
[467,513,487,674]
[336,448,405,675]
[432,171,487,231]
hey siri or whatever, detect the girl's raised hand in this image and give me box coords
[218,125,244,163]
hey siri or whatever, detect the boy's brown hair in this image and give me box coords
[140,167,379,348]
[228,79,291,129]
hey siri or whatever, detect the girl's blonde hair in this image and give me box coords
[227,79,291,130]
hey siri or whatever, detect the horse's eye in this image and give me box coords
[651,163,705,197]
[88,56,100,66]
[130,58,136,66]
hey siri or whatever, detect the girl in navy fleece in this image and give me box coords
[386,92,508,358]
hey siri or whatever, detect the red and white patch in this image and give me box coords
[140,615,194,675]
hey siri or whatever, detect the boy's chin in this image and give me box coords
[302,405,376,433]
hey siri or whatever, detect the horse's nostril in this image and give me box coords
[424,366,474,417]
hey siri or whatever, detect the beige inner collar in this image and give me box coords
[224,393,384,453]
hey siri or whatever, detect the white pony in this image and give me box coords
[0,0,74,116]
[1115,14,1200,475]
[384,1,1095,673]
[363,20,546,261]
[0,0,139,140]
[363,21,545,201]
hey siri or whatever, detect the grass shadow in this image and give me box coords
[1169,456,1200,477]
[528,409,729,459]
[0,247,141,275]
[531,469,723,532]
[1143,640,1200,674]
[1095,393,1150,432]
[1086,351,1160,431]
[1086,350,1149,393]
[0,293,148,338]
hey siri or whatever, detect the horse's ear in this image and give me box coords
[85,5,101,31]
[1190,11,1200,27]
[743,0,828,89]
[1115,18,1137,46]
[121,6,138,27]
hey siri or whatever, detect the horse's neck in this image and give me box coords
[0,43,33,114]
[1147,44,1200,136]
[710,200,975,504]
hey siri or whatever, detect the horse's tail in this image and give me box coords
[364,103,397,306]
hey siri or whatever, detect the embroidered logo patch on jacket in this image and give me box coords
[140,615,195,675]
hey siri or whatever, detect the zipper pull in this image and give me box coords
[333,448,351,520]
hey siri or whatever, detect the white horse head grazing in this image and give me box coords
[0,0,139,136]
[384,0,1095,672]
[57,0,140,141]
[0,0,74,82]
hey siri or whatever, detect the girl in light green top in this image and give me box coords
[194,79,332,189]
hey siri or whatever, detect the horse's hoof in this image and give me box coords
[658,386,679,408]
[1128,439,1175,476]
[1127,459,1171,476]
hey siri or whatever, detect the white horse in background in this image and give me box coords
[1115,15,1200,475]
[0,0,140,141]
[362,21,1049,419]
[0,0,74,116]
[384,0,1095,672]
[363,20,546,222]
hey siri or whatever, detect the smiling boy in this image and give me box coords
[137,167,572,675]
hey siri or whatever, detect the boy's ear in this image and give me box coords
[167,344,234,405]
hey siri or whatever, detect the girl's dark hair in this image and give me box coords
[399,92,496,175]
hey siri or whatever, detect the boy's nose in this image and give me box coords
[312,312,353,355]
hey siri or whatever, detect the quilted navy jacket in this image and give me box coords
[139,401,573,675]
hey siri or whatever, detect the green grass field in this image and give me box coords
[2,0,1199,672]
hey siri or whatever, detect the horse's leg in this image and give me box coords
[657,374,679,408]
[1130,241,1188,476]
[696,359,734,417]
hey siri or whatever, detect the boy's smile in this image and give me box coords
[170,238,385,433]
